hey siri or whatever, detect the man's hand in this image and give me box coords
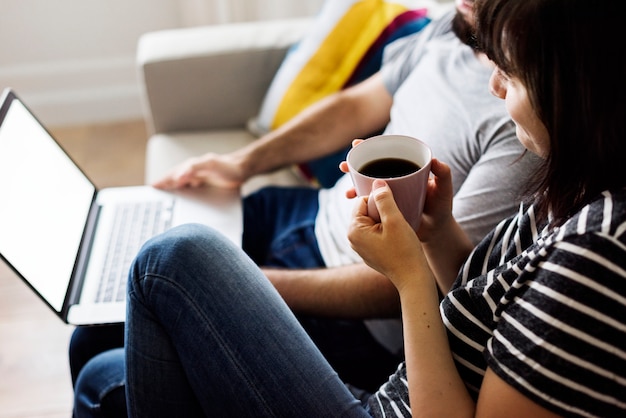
[152,152,246,190]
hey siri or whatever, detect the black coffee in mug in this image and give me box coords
[358,157,421,178]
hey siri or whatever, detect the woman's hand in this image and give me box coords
[341,140,455,240]
[339,139,364,199]
[415,158,454,243]
[345,154,458,289]
[152,152,246,190]
[347,180,427,291]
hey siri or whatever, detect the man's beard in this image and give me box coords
[452,11,478,49]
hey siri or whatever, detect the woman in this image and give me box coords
[125,0,626,416]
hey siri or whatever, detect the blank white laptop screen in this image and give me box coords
[0,99,95,311]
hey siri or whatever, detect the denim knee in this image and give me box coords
[137,223,225,265]
[132,223,248,291]
[73,348,127,418]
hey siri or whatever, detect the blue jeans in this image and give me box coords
[71,187,399,416]
[70,324,126,417]
[126,223,371,417]
[242,187,324,268]
[73,347,126,417]
[243,188,401,390]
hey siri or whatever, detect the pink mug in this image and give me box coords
[346,134,432,231]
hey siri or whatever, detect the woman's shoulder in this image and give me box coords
[534,188,626,291]
[492,188,626,267]
[558,188,626,241]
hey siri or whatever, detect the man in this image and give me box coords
[70,0,541,415]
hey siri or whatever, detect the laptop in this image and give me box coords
[0,88,243,326]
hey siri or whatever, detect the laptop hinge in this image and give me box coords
[64,200,101,315]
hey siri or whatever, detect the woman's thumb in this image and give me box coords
[368,179,399,222]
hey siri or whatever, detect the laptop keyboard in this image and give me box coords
[95,200,173,303]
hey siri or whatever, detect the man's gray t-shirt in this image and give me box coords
[314,11,541,354]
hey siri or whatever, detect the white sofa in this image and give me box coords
[137,18,313,196]
[136,1,452,195]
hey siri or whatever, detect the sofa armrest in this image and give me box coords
[137,17,313,134]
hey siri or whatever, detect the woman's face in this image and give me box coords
[489,67,551,158]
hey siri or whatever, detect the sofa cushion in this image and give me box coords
[251,0,432,187]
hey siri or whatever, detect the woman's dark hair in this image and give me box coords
[474,0,626,226]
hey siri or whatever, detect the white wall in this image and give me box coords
[0,0,323,126]
[179,0,324,26]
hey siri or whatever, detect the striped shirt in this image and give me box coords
[368,188,626,417]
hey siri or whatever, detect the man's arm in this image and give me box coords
[262,263,401,318]
[236,73,393,179]
[153,74,393,189]
[452,134,541,245]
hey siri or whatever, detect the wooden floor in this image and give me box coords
[0,119,148,418]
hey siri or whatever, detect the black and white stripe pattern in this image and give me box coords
[369,189,626,417]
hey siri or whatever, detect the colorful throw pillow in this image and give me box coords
[252,0,432,187]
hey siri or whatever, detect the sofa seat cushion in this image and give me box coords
[145,130,309,196]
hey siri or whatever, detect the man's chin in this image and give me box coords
[452,10,477,49]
